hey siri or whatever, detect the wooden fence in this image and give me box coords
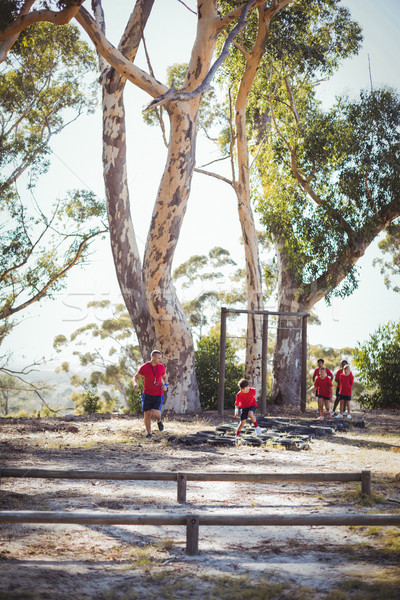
[0,468,372,503]
[1,510,399,555]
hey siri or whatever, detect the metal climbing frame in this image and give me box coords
[218,307,309,417]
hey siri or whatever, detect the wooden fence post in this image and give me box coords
[186,515,199,555]
[361,470,372,496]
[177,473,187,503]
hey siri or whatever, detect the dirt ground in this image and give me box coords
[0,406,400,600]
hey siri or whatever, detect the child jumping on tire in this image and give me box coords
[234,378,262,437]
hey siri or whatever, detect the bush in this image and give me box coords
[81,381,100,414]
[354,321,400,408]
[195,328,244,410]
[126,380,143,414]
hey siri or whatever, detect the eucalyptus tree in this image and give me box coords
[373,221,400,293]
[54,300,142,410]
[0,19,105,344]
[255,86,400,405]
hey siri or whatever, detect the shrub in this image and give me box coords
[354,321,400,408]
[195,328,244,410]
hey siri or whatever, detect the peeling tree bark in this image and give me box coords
[233,5,273,395]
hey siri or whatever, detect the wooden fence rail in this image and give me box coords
[0,468,372,503]
[1,510,399,555]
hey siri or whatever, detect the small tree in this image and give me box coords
[195,327,244,411]
[354,321,400,409]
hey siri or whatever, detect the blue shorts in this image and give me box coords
[142,393,164,412]
[240,406,257,420]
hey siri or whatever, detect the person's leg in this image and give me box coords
[248,410,262,435]
[324,398,330,414]
[332,391,340,413]
[144,410,152,435]
[317,396,324,417]
[236,419,246,435]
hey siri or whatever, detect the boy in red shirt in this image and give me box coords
[314,367,333,419]
[234,378,262,437]
[336,365,354,419]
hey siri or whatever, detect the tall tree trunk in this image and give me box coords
[270,237,309,406]
[142,103,201,412]
[233,6,272,394]
[102,82,156,359]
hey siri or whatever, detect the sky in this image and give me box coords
[3,0,400,373]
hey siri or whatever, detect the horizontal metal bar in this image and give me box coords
[0,511,398,528]
[0,469,364,483]
[222,308,310,317]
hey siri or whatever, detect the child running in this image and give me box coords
[314,366,333,419]
[235,378,262,437]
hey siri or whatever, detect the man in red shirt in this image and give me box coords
[312,358,333,382]
[133,349,168,439]
[314,367,333,419]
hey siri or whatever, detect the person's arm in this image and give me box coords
[133,372,143,388]
[161,372,168,390]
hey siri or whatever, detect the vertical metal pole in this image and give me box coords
[218,307,227,417]
[260,313,268,416]
[361,470,372,496]
[300,314,308,412]
[177,473,187,504]
[186,515,199,555]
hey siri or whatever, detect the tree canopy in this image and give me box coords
[0,20,106,350]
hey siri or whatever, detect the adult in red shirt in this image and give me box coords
[312,358,333,382]
[332,359,348,415]
[336,365,354,420]
[314,367,333,419]
[133,349,168,439]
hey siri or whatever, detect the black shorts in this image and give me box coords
[240,406,257,420]
[339,395,351,402]
[142,393,164,412]
[316,395,330,400]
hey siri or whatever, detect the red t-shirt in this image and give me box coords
[313,367,333,381]
[314,376,333,398]
[235,387,257,408]
[138,361,166,396]
[339,372,354,396]
[335,368,344,383]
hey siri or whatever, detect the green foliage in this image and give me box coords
[354,321,400,408]
[0,20,104,335]
[81,380,100,414]
[55,301,142,411]
[195,327,243,410]
[373,221,400,293]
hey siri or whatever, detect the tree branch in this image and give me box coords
[194,167,232,186]
[75,6,166,98]
[0,228,107,320]
[0,1,84,43]
[144,0,256,111]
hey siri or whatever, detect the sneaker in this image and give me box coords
[317,416,324,420]
[145,433,153,439]
[157,420,164,431]
[331,411,337,417]
[335,414,343,419]
[347,414,352,419]
[327,412,332,418]
[255,426,262,436]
